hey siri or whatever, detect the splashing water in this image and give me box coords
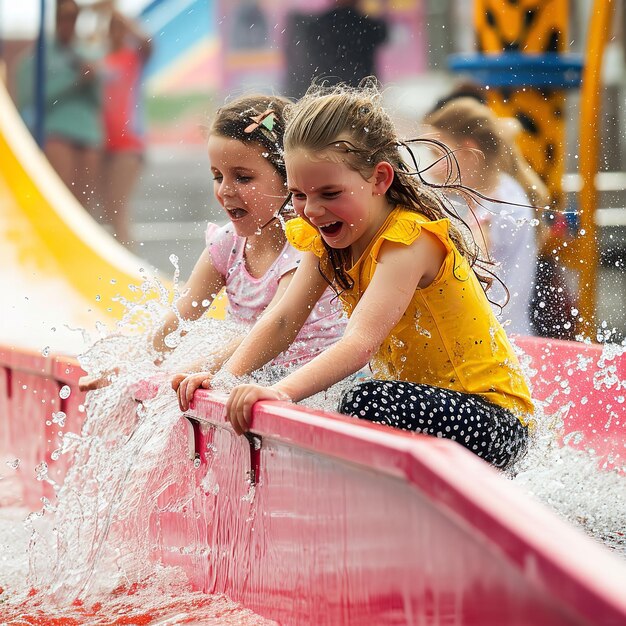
[0,271,276,623]
[0,504,276,624]
[2,261,625,622]
[511,422,625,555]
[508,340,626,556]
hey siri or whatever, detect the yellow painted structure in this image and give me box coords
[0,75,227,354]
[474,0,616,334]
[577,0,616,330]
[0,79,152,325]
[474,0,568,215]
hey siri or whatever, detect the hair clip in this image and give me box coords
[244,109,278,135]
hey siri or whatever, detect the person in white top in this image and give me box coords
[423,97,551,336]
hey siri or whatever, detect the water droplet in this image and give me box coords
[52,411,66,427]
[35,461,48,481]
[6,458,20,469]
[59,385,71,399]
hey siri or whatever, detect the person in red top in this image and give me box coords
[102,8,152,245]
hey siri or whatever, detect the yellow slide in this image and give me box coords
[0,79,160,354]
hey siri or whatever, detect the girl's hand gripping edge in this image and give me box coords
[225,384,292,435]
[172,371,214,412]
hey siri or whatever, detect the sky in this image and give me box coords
[1,0,151,37]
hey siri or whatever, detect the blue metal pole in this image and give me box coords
[0,0,4,64]
[34,0,46,147]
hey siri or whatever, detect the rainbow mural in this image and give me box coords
[140,0,428,97]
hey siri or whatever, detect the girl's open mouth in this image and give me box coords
[319,221,342,236]
[227,208,248,220]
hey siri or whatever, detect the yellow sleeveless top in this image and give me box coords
[285,206,534,423]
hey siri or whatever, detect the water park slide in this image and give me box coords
[1,337,625,625]
[0,79,156,353]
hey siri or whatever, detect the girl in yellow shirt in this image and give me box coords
[174,84,533,469]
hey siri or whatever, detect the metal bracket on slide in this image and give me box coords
[183,415,262,486]
[184,415,203,467]
[244,432,262,487]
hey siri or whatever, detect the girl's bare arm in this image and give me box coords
[223,252,330,377]
[172,266,300,407]
[225,231,447,433]
[175,252,329,410]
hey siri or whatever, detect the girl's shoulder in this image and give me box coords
[381,206,450,244]
[367,206,453,264]
[206,222,241,274]
[205,221,237,247]
[285,217,325,257]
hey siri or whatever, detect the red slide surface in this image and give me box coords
[1,339,625,625]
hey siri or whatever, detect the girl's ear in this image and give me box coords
[372,161,395,195]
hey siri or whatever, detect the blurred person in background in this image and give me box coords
[424,83,576,339]
[17,0,103,210]
[283,10,316,100]
[423,97,551,336]
[292,0,388,90]
[100,4,152,246]
[430,78,487,111]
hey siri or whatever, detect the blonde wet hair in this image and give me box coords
[423,97,551,209]
[283,82,493,292]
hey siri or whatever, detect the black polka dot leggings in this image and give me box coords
[338,379,529,469]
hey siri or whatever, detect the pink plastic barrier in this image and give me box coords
[0,345,86,509]
[514,335,625,470]
[1,340,625,625]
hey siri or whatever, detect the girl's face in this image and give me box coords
[208,135,286,237]
[286,148,389,254]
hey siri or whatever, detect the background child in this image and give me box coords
[100,6,153,245]
[80,94,345,391]
[423,97,551,336]
[17,0,103,210]
[175,84,533,470]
